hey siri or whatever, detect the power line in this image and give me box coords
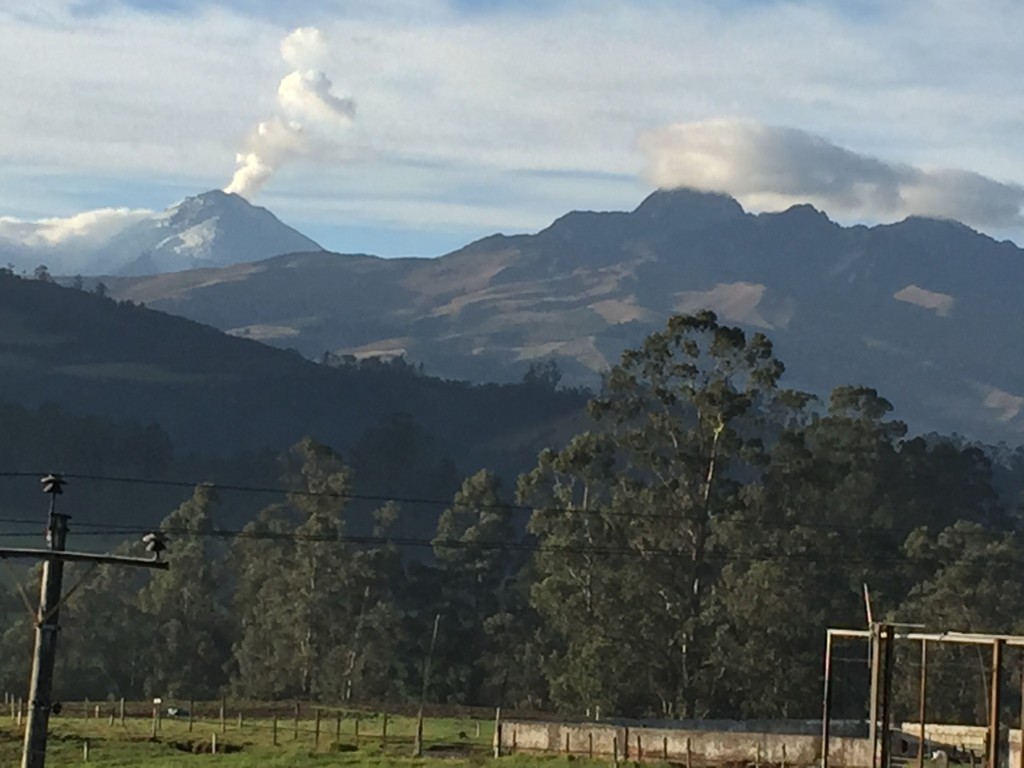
[0,522,1011,568]
[0,470,1014,540]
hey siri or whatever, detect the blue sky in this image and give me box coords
[1,0,1023,260]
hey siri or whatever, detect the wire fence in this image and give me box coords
[2,694,499,757]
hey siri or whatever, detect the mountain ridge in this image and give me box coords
[100,188,1024,444]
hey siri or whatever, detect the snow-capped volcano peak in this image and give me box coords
[0,190,323,277]
[157,189,261,224]
[113,190,323,276]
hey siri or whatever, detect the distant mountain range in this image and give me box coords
[0,190,321,275]
[95,187,1024,445]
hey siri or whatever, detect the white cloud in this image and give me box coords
[0,206,154,273]
[0,208,151,248]
[638,120,1024,230]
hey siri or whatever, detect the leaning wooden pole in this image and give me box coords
[868,623,883,768]
[412,614,441,757]
[6,475,169,768]
[20,488,68,768]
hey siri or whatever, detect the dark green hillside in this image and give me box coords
[0,272,587,481]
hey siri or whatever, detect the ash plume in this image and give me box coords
[225,27,355,199]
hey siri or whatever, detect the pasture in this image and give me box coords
[0,706,590,767]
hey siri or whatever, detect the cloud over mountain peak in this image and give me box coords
[639,120,1024,232]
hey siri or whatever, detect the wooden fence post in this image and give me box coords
[382,711,389,747]
[293,701,300,740]
[83,739,89,762]
[272,714,278,746]
[211,733,217,755]
[686,736,692,768]
[336,712,342,740]
[119,697,125,726]
[613,735,620,768]
[188,699,193,733]
[493,707,502,758]
[315,708,321,749]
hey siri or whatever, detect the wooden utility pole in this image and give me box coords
[412,613,441,757]
[21,486,67,768]
[0,474,169,768]
[868,623,883,767]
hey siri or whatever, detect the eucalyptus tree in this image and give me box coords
[231,438,352,698]
[135,484,230,698]
[519,431,640,712]
[231,438,405,700]
[522,311,789,716]
[893,521,1024,724]
[431,469,523,704]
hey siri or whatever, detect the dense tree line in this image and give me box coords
[1,311,1023,724]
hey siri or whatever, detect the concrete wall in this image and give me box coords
[498,719,1022,768]
[498,720,873,767]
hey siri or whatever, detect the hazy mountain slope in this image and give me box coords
[105,188,1024,443]
[0,273,586,473]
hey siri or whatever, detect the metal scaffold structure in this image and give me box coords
[821,625,1024,768]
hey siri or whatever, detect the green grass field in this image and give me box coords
[0,708,596,767]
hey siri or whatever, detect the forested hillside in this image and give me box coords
[3,311,1022,723]
[0,270,588,535]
